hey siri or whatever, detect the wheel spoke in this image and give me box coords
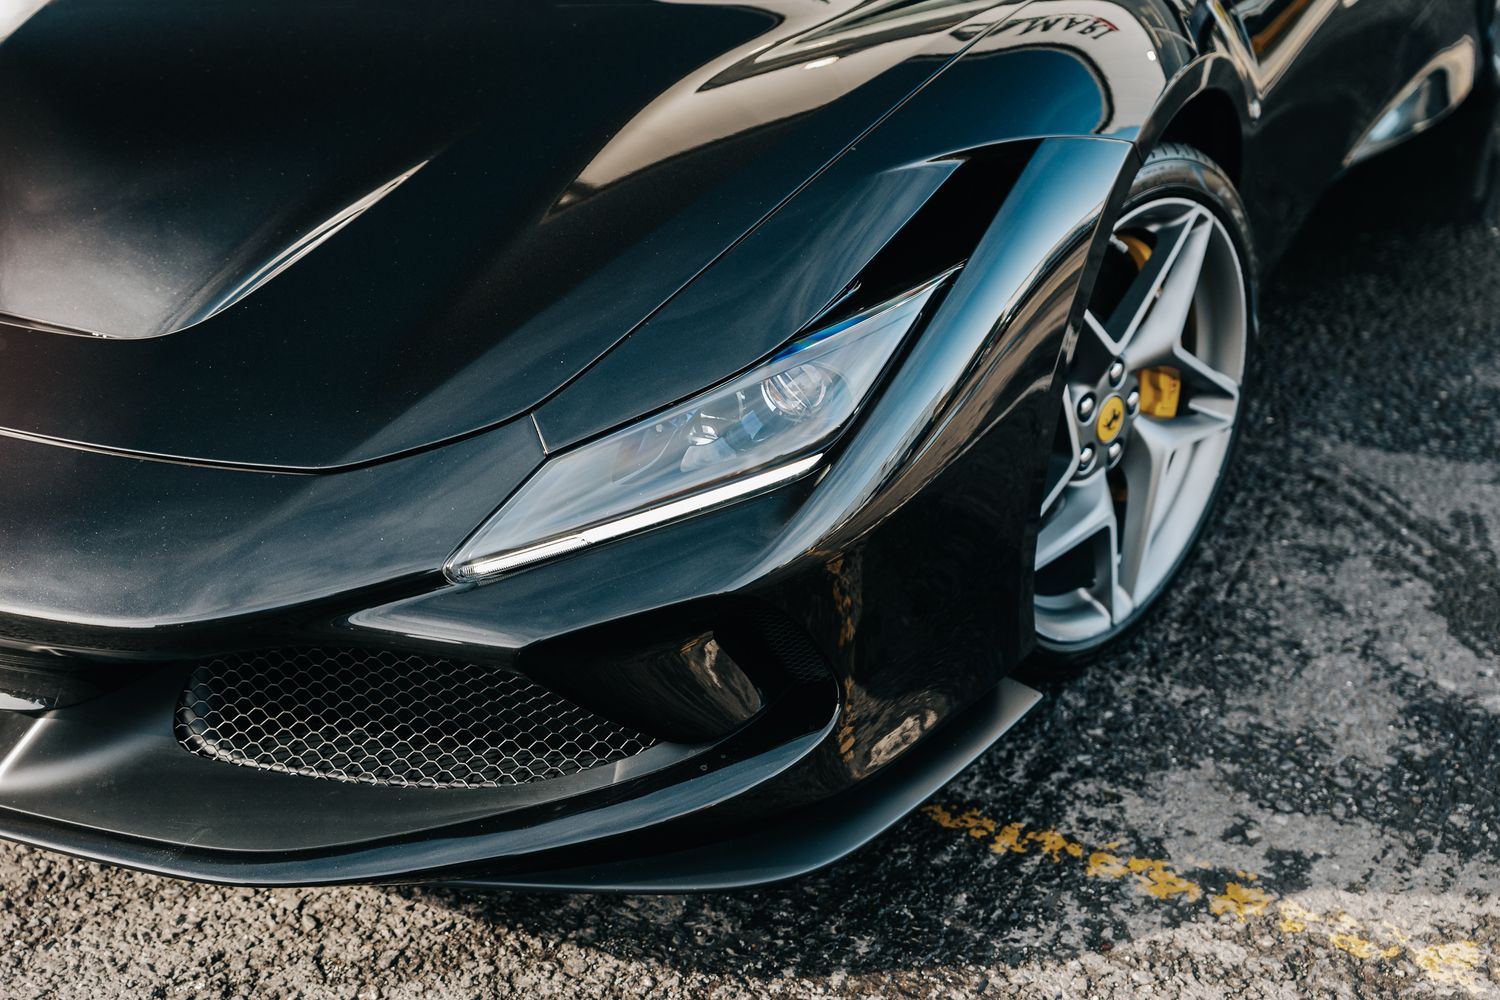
[1173,344,1240,407]
[1117,413,1232,597]
[1035,474,1126,627]
[1035,476,1116,573]
[1103,208,1205,346]
[1082,309,1123,358]
[1119,212,1214,369]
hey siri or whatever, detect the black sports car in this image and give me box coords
[0,0,1486,888]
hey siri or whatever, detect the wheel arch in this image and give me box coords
[1136,56,1256,185]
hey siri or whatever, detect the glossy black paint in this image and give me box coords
[0,418,541,627]
[0,0,1058,469]
[1226,0,1476,262]
[0,0,1484,885]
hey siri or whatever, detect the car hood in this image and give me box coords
[0,0,1024,469]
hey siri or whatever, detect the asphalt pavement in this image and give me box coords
[3,103,1500,999]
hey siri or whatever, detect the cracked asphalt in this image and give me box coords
[4,100,1500,999]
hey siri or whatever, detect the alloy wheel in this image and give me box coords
[1034,196,1248,648]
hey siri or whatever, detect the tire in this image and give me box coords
[1030,143,1255,663]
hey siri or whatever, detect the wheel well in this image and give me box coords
[1158,89,1244,185]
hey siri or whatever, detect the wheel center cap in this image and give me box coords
[1095,395,1127,443]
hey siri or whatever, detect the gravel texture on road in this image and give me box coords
[4,101,1500,1000]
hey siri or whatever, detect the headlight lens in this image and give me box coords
[446,274,946,584]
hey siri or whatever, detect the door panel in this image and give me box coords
[1217,0,1480,262]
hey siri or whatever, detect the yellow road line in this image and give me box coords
[922,802,1494,994]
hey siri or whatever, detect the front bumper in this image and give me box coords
[0,676,1037,889]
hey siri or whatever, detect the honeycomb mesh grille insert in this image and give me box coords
[751,609,832,685]
[175,648,656,788]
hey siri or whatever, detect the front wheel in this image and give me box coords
[1033,143,1253,656]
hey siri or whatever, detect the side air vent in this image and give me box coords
[175,648,656,788]
[830,142,1038,318]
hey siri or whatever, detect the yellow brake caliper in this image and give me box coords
[1117,233,1181,419]
[1137,367,1181,418]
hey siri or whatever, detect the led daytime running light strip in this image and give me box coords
[454,453,824,581]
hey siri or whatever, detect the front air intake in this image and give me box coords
[175,648,655,788]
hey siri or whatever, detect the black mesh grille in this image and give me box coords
[751,609,832,685]
[175,648,656,788]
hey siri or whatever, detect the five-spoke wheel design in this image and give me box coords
[1035,195,1248,649]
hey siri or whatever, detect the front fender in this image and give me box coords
[536,0,1191,450]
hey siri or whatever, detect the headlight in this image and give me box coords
[446,273,948,584]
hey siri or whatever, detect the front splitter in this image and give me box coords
[449,678,1042,892]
